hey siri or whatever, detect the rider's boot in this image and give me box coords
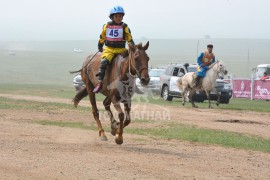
[194,75,202,87]
[93,59,109,93]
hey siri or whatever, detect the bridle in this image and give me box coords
[211,61,226,76]
[128,47,148,79]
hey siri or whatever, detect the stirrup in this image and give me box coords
[93,83,102,93]
[193,80,200,88]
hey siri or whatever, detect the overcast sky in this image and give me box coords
[1,0,269,41]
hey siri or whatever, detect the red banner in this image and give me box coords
[232,80,251,98]
[254,80,270,100]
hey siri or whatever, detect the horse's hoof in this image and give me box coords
[99,130,107,140]
[111,129,117,136]
[100,135,108,141]
[115,136,123,145]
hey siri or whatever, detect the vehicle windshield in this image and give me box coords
[256,67,269,77]
[187,67,197,72]
[149,69,165,77]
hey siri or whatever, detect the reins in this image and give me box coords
[208,61,217,70]
[209,61,226,74]
[128,47,148,79]
[128,48,138,78]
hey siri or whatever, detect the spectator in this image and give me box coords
[260,72,269,81]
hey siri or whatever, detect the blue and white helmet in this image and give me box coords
[109,5,125,18]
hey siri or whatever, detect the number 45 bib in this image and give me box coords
[106,25,124,42]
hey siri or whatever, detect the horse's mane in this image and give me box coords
[209,60,218,69]
[117,42,143,58]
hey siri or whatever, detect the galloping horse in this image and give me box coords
[177,60,227,108]
[71,42,150,144]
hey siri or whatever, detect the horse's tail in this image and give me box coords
[177,77,183,87]
[72,87,88,107]
[69,69,82,74]
[70,51,99,74]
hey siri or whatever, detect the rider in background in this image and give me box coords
[194,44,216,87]
[260,72,269,81]
[93,5,135,93]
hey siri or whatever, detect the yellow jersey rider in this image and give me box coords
[194,44,216,87]
[93,5,135,93]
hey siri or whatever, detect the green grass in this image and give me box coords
[36,120,96,130]
[220,98,270,112]
[35,120,270,153]
[132,94,270,112]
[0,50,86,86]
[0,83,105,100]
[1,84,270,112]
[0,97,92,112]
[126,124,270,153]
[1,83,270,112]
[0,84,74,98]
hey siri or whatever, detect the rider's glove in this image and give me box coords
[129,39,135,47]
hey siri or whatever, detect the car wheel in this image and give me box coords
[197,99,204,103]
[220,99,230,104]
[193,97,204,103]
[162,86,173,101]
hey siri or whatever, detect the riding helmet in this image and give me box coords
[109,5,125,19]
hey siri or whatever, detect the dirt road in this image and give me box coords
[0,94,270,179]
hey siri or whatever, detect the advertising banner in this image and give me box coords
[232,80,251,98]
[253,80,270,100]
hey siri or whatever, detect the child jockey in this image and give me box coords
[93,5,135,93]
[194,44,216,87]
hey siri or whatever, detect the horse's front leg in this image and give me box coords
[112,98,124,145]
[88,90,108,141]
[103,97,118,136]
[216,89,220,107]
[205,90,212,108]
[123,102,131,128]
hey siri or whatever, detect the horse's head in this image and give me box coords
[213,60,228,75]
[128,41,150,86]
